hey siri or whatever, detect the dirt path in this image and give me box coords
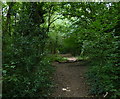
[52,54,90,97]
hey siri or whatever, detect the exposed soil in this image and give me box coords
[51,54,90,97]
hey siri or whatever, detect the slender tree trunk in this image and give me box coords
[5,3,15,36]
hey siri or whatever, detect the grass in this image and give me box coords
[46,54,68,63]
[76,56,89,61]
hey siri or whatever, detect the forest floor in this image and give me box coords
[51,54,90,97]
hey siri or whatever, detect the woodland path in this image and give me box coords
[52,54,90,97]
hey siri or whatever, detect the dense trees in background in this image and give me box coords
[2,2,120,98]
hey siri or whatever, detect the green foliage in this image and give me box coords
[77,3,120,99]
[62,33,82,55]
[77,56,89,61]
[60,2,120,98]
[3,35,54,97]
[47,18,71,54]
[87,65,120,98]
[2,2,55,97]
[2,2,120,98]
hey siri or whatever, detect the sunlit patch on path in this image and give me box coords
[67,57,77,62]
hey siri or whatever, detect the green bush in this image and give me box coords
[83,34,120,98]
[87,65,120,99]
[2,35,54,97]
